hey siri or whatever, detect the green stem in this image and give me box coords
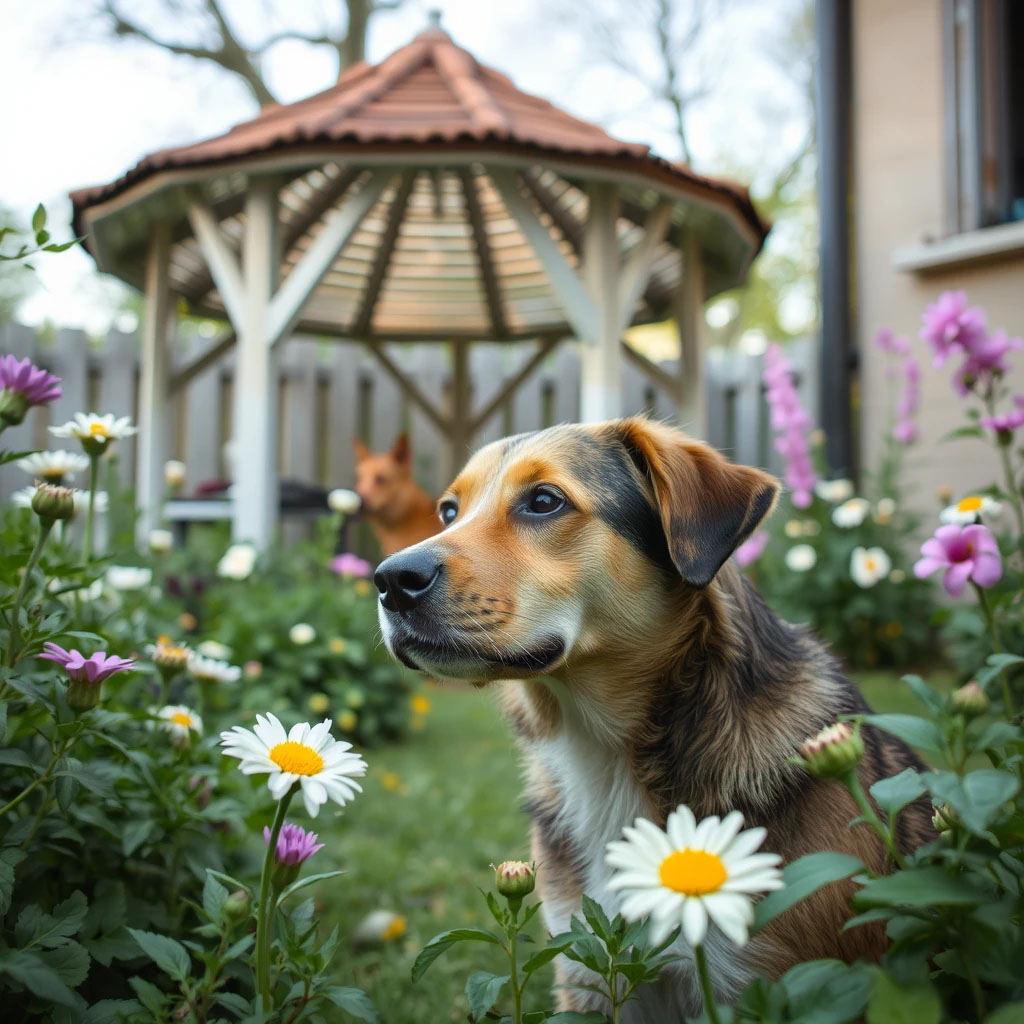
[256,787,295,1011]
[694,944,721,1024]
[82,455,99,565]
[0,732,75,819]
[997,443,1024,539]
[5,519,55,672]
[507,904,522,1024]
[844,768,907,870]
[973,583,1014,717]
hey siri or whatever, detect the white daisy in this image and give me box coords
[187,651,241,684]
[831,498,870,529]
[217,542,257,580]
[16,450,90,481]
[606,806,783,948]
[874,498,897,524]
[850,546,891,589]
[71,490,109,517]
[289,622,316,645]
[148,529,174,554]
[219,713,367,817]
[105,565,153,591]
[49,412,138,446]
[814,478,854,504]
[328,488,361,515]
[196,640,231,660]
[940,495,1002,526]
[784,544,817,572]
[157,704,203,744]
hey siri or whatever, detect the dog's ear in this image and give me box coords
[391,432,410,466]
[617,418,779,588]
[353,439,370,463]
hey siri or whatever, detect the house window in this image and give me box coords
[945,0,1024,233]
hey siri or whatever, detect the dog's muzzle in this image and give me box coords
[374,548,441,614]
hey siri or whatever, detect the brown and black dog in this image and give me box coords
[374,418,933,1020]
[353,434,442,557]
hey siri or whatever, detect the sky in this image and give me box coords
[0,0,811,335]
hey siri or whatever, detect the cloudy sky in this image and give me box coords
[0,0,809,333]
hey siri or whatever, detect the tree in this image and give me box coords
[80,0,406,108]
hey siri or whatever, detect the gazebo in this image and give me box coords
[70,16,768,548]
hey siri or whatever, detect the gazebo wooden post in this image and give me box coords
[233,177,281,546]
[135,219,172,547]
[448,342,471,478]
[675,234,708,436]
[581,183,622,422]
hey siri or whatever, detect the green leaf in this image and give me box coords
[580,894,613,943]
[782,959,873,1023]
[275,869,345,907]
[465,971,509,1021]
[870,769,925,817]
[544,1013,608,1023]
[128,976,166,1016]
[0,851,22,916]
[969,721,1021,752]
[321,986,380,1023]
[985,1003,1024,1024]
[121,819,153,857]
[202,872,229,925]
[861,714,943,753]
[83,999,142,1022]
[925,769,1019,833]
[866,971,940,1024]
[126,928,191,982]
[940,425,984,441]
[42,941,90,988]
[523,941,572,976]
[753,853,865,930]
[0,748,34,768]
[17,890,88,948]
[901,675,946,716]
[0,948,81,1008]
[411,928,502,982]
[31,204,46,233]
[852,867,986,909]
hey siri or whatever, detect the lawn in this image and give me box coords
[312,670,947,1023]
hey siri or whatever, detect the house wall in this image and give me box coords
[852,0,1024,512]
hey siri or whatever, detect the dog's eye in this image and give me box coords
[524,486,566,516]
[439,500,458,526]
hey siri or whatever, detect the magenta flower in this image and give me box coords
[0,355,62,426]
[39,641,135,683]
[920,291,988,367]
[952,328,1023,396]
[264,822,324,865]
[875,328,910,356]
[734,531,769,569]
[913,524,1002,597]
[330,553,372,578]
[980,408,1024,435]
[893,356,921,444]
[763,345,817,508]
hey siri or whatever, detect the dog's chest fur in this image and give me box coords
[527,688,760,1019]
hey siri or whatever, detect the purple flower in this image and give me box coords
[763,346,818,508]
[980,409,1024,434]
[39,641,135,683]
[264,822,324,865]
[952,328,1023,396]
[330,553,372,578]
[894,356,921,444]
[0,355,62,426]
[875,328,910,356]
[734,531,769,569]
[913,523,1002,597]
[920,291,988,367]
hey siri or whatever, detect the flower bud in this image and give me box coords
[494,860,536,900]
[223,889,251,925]
[164,460,186,488]
[795,722,863,779]
[950,680,989,719]
[31,482,75,523]
[0,388,28,427]
[66,677,102,713]
[932,803,956,834]
[149,529,174,554]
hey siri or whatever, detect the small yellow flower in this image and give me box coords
[410,694,432,716]
[329,638,347,655]
[308,693,330,714]
[345,688,365,709]
[379,915,407,942]
[148,636,191,672]
[337,710,358,732]
[178,612,198,631]
[380,771,402,791]
[354,580,372,598]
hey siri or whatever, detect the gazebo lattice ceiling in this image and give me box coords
[68,19,769,548]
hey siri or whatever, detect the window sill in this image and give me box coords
[891,220,1024,274]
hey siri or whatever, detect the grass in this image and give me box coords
[310,670,949,1023]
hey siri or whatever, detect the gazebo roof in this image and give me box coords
[71,23,770,341]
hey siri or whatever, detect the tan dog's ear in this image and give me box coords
[617,418,779,588]
[353,439,369,463]
[391,432,410,466]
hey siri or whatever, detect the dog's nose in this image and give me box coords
[374,549,442,613]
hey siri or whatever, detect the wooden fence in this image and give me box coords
[0,323,816,505]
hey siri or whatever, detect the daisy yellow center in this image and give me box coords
[658,849,727,896]
[865,557,876,571]
[958,496,983,512]
[269,741,324,776]
[171,712,193,728]
[88,423,110,438]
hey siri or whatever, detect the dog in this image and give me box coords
[353,433,442,557]
[373,418,934,1019]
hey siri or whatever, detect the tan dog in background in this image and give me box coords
[374,418,934,1020]
[353,433,441,557]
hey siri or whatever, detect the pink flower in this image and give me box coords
[763,345,818,507]
[0,355,62,426]
[980,409,1024,434]
[264,822,324,865]
[734,531,769,569]
[330,553,372,578]
[920,291,987,367]
[913,524,1002,597]
[875,328,910,356]
[894,356,921,443]
[952,328,1023,396]
[39,641,135,683]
